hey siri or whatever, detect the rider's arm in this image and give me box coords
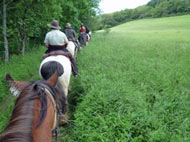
[44,33,49,48]
[45,43,49,48]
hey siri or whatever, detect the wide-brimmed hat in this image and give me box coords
[47,20,61,30]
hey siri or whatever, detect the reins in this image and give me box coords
[45,88,59,142]
[44,88,57,129]
[34,82,59,142]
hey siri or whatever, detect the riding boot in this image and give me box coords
[76,40,81,51]
[69,57,79,77]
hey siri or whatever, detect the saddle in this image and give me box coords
[43,50,72,59]
[43,49,78,76]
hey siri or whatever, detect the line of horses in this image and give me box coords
[0,32,91,142]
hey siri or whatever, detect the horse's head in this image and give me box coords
[5,74,30,97]
[5,71,59,97]
[1,71,63,142]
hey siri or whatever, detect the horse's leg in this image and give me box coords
[57,73,71,124]
[32,97,55,142]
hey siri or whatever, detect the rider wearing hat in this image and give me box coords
[44,20,79,77]
[64,23,76,41]
[63,23,80,50]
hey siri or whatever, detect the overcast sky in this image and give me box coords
[99,0,151,14]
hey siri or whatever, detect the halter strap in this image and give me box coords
[45,88,57,130]
[33,81,59,141]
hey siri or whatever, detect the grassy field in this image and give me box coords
[65,15,190,142]
[0,47,45,131]
[0,15,190,141]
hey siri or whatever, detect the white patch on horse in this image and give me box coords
[39,55,72,97]
[67,41,76,57]
[10,87,20,97]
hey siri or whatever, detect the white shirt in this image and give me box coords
[44,30,68,45]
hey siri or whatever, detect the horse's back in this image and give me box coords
[40,55,71,74]
[66,41,75,57]
[78,33,88,47]
[39,55,72,96]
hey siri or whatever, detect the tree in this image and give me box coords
[0,0,14,61]
[0,0,102,59]
[7,0,62,55]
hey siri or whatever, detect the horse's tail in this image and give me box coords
[40,61,64,80]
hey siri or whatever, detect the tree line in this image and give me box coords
[93,0,190,30]
[0,0,100,61]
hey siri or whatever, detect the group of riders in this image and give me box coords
[44,20,91,78]
[0,20,92,142]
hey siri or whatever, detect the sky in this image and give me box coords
[99,0,151,14]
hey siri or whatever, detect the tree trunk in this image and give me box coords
[21,34,26,56]
[3,0,9,62]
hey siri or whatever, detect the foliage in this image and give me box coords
[0,14,190,141]
[0,46,45,131]
[95,0,190,30]
[64,15,190,141]
[0,0,101,59]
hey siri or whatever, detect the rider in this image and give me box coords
[79,23,86,34]
[63,23,80,50]
[44,20,79,77]
[85,26,90,34]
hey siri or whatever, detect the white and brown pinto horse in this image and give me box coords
[0,71,67,142]
[39,55,71,98]
[66,41,78,58]
[39,42,76,98]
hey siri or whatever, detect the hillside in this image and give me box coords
[67,15,190,142]
[0,15,190,141]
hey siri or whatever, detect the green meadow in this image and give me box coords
[67,15,190,142]
[0,15,190,141]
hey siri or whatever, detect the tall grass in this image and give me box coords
[0,47,45,131]
[0,15,190,141]
[65,15,190,142]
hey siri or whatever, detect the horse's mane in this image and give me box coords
[0,80,67,142]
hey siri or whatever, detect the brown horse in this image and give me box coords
[0,71,67,142]
[78,33,88,47]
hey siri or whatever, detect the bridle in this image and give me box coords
[35,82,59,142]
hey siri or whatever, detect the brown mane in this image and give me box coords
[0,80,67,142]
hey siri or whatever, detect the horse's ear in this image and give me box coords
[47,70,58,87]
[5,73,16,88]
[5,73,29,97]
[5,73,14,81]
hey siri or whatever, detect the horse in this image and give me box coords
[67,41,77,58]
[39,53,72,98]
[67,40,79,58]
[87,31,92,41]
[0,71,67,142]
[78,33,88,47]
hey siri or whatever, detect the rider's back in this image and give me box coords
[45,29,68,45]
[64,27,76,40]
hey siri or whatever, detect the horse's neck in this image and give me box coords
[32,97,55,142]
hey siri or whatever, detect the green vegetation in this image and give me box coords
[0,46,45,131]
[0,0,100,61]
[66,15,190,141]
[95,0,190,30]
[0,15,190,141]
